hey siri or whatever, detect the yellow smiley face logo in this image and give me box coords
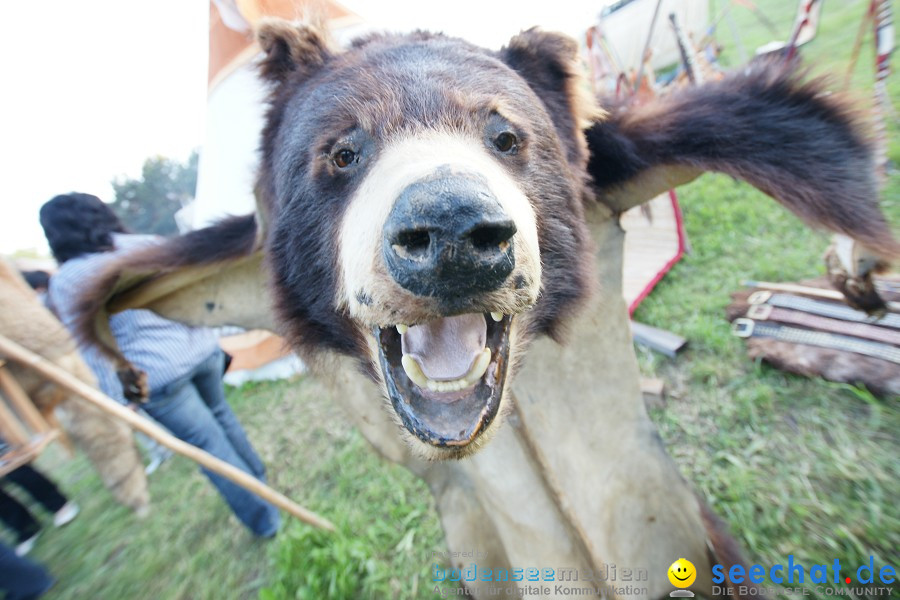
[668,558,697,588]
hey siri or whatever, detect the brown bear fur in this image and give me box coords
[0,258,148,511]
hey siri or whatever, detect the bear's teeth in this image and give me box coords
[400,348,492,393]
[396,324,409,334]
[400,354,429,389]
[468,347,492,382]
[490,312,503,322]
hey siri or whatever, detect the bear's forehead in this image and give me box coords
[341,33,507,86]
[281,34,548,138]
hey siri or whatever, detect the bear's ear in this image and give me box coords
[500,29,603,164]
[256,18,333,85]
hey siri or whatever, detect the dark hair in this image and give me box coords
[21,270,51,291]
[39,193,128,263]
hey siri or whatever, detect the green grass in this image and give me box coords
[13,378,446,599]
[633,0,900,596]
[7,2,898,599]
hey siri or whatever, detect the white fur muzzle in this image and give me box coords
[337,129,542,325]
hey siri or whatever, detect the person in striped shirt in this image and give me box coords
[40,193,280,538]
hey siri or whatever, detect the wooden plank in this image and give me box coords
[621,192,683,309]
[640,377,667,410]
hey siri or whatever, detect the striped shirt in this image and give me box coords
[48,234,219,402]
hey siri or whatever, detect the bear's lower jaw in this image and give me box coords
[374,313,512,451]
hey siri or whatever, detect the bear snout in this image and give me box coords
[382,173,517,301]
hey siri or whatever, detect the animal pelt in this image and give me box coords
[587,58,899,263]
[0,258,149,511]
[71,23,898,460]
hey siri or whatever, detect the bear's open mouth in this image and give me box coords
[375,312,511,449]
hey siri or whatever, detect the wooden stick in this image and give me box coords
[844,0,875,89]
[0,334,335,532]
[743,280,900,312]
[634,0,663,93]
[0,431,59,477]
[0,390,30,447]
[0,366,53,434]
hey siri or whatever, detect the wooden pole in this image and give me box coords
[634,0,664,93]
[844,1,875,89]
[784,0,821,62]
[742,280,900,312]
[0,366,54,434]
[0,334,335,532]
[0,389,31,446]
[0,432,59,477]
[669,12,701,86]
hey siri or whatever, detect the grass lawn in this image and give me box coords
[633,0,900,594]
[6,1,897,598]
[14,377,448,599]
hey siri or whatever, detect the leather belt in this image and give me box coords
[732,319,900,364]
[748,291,900,329]
[746,304,900,346]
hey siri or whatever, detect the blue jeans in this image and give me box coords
[145,349,280,537]
[0,542,54,599]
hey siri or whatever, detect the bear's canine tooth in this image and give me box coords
[401,354,430,389]
[397,324,409,334]
[467,347,492,383]
[490,312,503,322]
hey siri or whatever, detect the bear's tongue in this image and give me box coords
[401,314,486,380]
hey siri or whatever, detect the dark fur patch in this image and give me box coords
[355,290,373,306]
[500,28,589,168]
[257,19,332,85]
[748,337,900,396]
[587,58,899,257]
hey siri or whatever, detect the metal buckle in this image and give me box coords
[746,304,773,320]
[748,290,772,305]
[732,318,755,338]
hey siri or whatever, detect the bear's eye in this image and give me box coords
[333,148,356,168]
[493,132,517,154]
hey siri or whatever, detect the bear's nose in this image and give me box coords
[383,172,516,300]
